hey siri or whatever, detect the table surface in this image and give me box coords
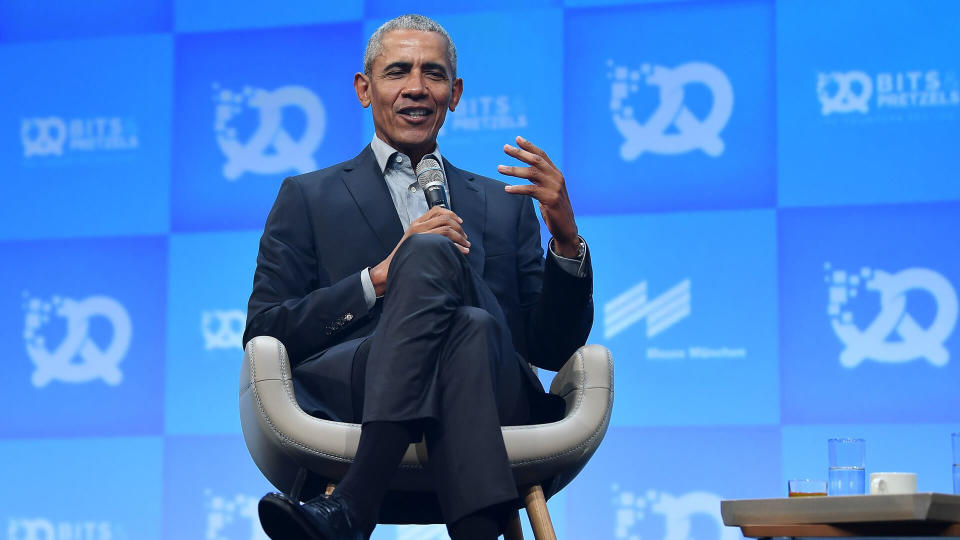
[721,493,960,537]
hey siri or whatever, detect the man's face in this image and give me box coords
[355,29,463,159]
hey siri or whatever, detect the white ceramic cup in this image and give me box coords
[869,472,917,495]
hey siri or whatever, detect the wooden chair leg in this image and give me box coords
[288,467,311,501]
[523,484,557,540]
[503,508,524,540]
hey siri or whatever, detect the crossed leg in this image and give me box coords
[340,233,536,535]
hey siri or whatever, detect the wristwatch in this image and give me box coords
[555,237,586,260]
[572,239,586,260]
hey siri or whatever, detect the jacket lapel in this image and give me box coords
[445,158,486,276]
[340,147,486,275]
[341,146,405,255]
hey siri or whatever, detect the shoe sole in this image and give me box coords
[258,493,331,540]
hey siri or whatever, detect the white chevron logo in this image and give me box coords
[604,279,691,339]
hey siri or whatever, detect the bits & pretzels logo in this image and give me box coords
[201,309,245,351]
[22,293,132,387]
[20,116,139,158]
[816,69,960,117]
[444,95,528,132]
[213,84,326,180]
[607,61,733,161]
[6,518,114,540]
[612,486,738,540]
[204,490,268,540]
[825,264,957,368]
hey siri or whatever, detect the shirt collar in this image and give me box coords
[370,134,444,175]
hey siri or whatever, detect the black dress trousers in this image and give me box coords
[350,233,539,523]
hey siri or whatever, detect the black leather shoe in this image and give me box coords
[258,492,366,540]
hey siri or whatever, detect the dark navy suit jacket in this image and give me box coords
[242,145,593,421]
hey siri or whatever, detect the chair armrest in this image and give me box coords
[500,344,614,487]
[549,344,614,406]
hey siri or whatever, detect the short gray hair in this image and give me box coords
[363,14,458,79]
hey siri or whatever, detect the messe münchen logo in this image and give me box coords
[607,60,733,161]
[604,279,691,339]
[22,293,132,387]
[604,278,747,361]
[612,485,738,540]
[825,264,958,368]
[213,84,326,180]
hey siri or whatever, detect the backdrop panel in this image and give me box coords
[0,35,172,240]
[779,203,960,424]
[564,1,776,214]
[583,210,779,427]
[777,0,960,208]
[0,236,167,438]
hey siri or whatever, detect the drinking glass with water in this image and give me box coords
[952,433,959,495]
[828,438,865,495]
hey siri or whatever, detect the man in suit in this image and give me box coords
[245,14,593,540]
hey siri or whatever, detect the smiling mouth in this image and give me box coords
[398,107,433,120]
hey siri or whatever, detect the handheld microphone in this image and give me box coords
[415,156,449,209]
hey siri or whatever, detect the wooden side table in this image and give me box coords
[722,493,960,537]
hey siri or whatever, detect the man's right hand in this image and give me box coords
[369,207,470,296]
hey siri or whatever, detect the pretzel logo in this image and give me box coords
[20,117,67,157]
[23,294,131,387]
[609,61,733,160]
[213,84,326,180]
[201,309,245,350]
[826,265,957,368]
[204,490,268,540]
[817,71,873,115]
[613,486,739,540]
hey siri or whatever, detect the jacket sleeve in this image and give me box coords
[242,177,373,363]
[515,196,594,371]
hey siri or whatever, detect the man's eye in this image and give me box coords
[426,72,446,80]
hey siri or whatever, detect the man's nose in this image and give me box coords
[401,73,428,98]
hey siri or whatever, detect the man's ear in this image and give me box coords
[354,72,372,108]
[448,77,463,112]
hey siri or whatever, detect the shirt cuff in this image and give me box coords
[548,236,588,278]
[360,267,377,309]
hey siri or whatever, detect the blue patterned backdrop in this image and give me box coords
[2,1,959,539]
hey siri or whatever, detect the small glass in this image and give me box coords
[952,433,960,495]
[828,438,865,495]
[788,478,827,497]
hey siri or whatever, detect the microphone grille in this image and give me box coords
[416,157,445,189]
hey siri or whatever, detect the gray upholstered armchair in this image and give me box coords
[239,335,613,539]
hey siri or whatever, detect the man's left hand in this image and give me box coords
[498,136,580,258]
